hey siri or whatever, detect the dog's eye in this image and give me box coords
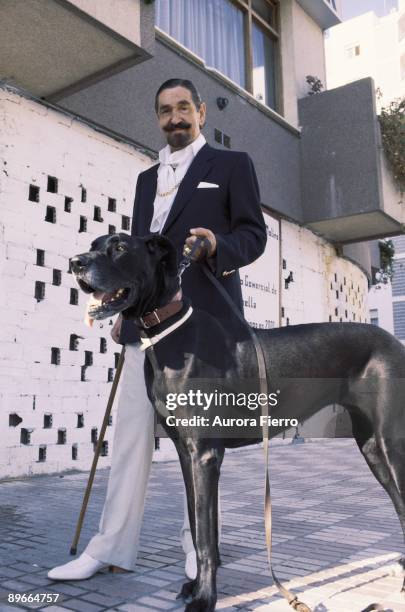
[116,244,127,252]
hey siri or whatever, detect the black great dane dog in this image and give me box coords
[71,232,405,612]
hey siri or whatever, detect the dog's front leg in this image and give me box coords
[178,438,224,612]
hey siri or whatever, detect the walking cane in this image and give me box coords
[70,346,126,555]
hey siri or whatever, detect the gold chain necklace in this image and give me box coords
[156,181,182,198]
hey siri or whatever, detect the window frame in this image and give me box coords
[230,0,280,110]
[344,43,361,59]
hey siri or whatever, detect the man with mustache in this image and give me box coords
[48,78,267,581]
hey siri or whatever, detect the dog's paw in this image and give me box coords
[177,579,197,601]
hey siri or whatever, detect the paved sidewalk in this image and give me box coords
[0,440,404,612]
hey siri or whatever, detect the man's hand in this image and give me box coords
[183,227,217,261]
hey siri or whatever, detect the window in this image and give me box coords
[345,44,361,59]
[252,21,277,109]
[156,0,279,111]
[252,0,275,23]
[370,308,379,326]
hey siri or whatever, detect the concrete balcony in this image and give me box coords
[298,78,404,244]
[0,0,154,101]
[295,0,341,29]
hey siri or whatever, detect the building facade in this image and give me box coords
[0,0,402,478]
[391,236,405,341]
[325,1,405,341]
[325,0,405,108]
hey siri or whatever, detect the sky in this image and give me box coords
[341,0,398,19]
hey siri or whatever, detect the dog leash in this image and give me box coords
[177,239,208,281]
[199,263,312,612]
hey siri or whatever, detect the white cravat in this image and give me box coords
[150,133,206,233]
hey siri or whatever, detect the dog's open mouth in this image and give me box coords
[77,279,131,318]
[89,288,131,317]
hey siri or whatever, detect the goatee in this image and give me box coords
[166,131,193,150]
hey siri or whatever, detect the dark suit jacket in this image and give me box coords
[119,143,267,344]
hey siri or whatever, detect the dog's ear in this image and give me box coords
[144,235,178,277]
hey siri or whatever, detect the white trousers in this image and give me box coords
[85,343,196,569]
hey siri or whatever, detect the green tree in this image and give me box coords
[378,96,405,194]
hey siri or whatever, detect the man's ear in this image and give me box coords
[199,101,207,129]
[144,235,178,277]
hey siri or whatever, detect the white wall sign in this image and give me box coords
[240,211,280,329]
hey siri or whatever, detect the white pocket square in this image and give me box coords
[197,181,219,188]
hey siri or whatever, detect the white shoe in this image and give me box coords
[48,552,108,580]
[185,551,197,580]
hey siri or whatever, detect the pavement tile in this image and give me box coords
[133,576,174,587]
[0,567,24,579]
[134,595,178,609]
[20,574,55,588]
[60,599,104,612]
[117,606,155,612]
[0,579,39,592]
[38,607,72,612]
[80,592,125,607]
[47,585,89,597]
[9,563,44,574]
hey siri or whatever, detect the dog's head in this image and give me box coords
[70,233,179,320]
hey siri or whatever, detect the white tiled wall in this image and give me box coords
[281,223,369,326]
[0,87,152,478]
[280,223,369,439]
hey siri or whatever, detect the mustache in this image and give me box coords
[164,122,191,132]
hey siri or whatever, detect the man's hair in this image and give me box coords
[155,79,202,113]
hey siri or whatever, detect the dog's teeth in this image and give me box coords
[89,296,102,307]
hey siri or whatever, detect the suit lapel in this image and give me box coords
[161,144,216,234]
